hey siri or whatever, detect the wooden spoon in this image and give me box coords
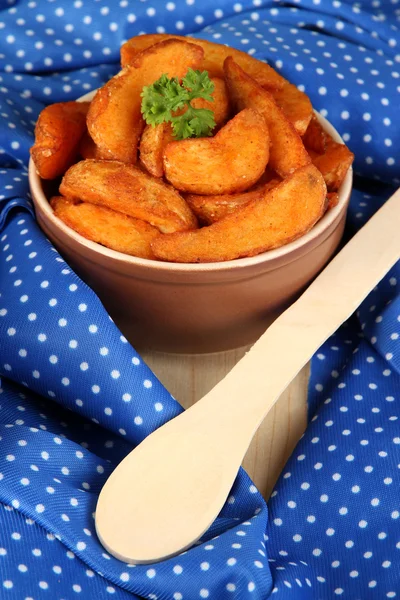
[96,188,400,564]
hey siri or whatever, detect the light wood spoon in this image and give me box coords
[96,188,400,564]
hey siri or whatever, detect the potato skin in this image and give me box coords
[152,164,327,263]
[224,57,310,179]
[30,101,89,179]
[185,179,280,225]
[163,108,270,195]
[87,39,204,164]
[51,196,159,259]
[59,159,198,234]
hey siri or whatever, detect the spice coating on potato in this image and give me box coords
[59,159,198,234]
[30,101,89,179]
[51,196,159,259]
[121,33,287,89]
[163,108,270,195]
[152,164,327,263]
[224,57,310,179]
[185,179,280,224]
[87,40,204,164]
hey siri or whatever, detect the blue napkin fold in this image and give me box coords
[0,1,399,598]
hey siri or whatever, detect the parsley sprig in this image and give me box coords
[141,69,216,140]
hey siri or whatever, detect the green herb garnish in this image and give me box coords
[141,69,216,140]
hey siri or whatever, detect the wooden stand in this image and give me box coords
[142,347,309,500]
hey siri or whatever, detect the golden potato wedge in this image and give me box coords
[59,160,198,234]
[163,108,270,195]
[152,164,327,263]
[139,77,229,178]
[139,123,175,178]
[30,101,89,179]
[185,179,281,224]
[87,39,204,164]
[51,196,158,259]
[121,33,286,89]
[327,192,339,210]
[185,188,264,224]
[313,142,354,192]
[302,113,330,154]
[78,131,99,160]
[191,77,230,127]
[270,83,312,136]
[224,58,310,178]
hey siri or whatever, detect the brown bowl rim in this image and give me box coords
[29,92,353,274]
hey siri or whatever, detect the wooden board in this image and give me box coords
[142,347,309,500]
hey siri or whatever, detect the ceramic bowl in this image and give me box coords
[29,92,352,354]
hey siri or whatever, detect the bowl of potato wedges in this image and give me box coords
[29,34,353,354]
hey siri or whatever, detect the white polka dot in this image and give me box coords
[146,569,156,579]
[76,541,86,551]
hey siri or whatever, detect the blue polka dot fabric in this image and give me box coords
[0,0,399,598]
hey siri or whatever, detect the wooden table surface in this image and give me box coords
[142,347,309,500]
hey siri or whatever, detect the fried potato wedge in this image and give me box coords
[270,83,312,136]
[152,164,327,263]
[139,77,229,178]
[185,179,281,224]
[51,196,159,259]
[87,39,204,164]
[224,58,310,178]
[191,77,230,127]
[59,159,198,234]
[326,192,339,210]
[139,123,175,178]
[78,131,99,160]
[163,108,270,195]
[313,142,354,192]
[30,101,89,179]
[302,113,329,154]
[302,114,354,191]
[121,33,286,89]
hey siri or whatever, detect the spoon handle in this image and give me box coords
[204,188,400,432]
